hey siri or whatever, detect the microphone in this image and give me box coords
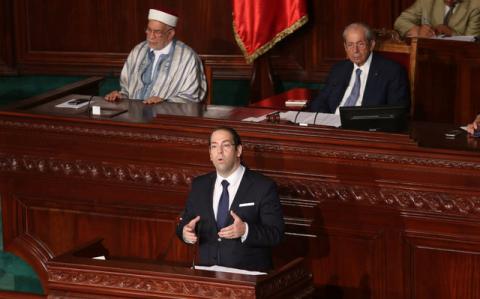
[192,220,201,269]
[157,229,177,262]
[157,214,184,262]
[313,112,319,125]
[293,110,302,124]
[85,95,95,116]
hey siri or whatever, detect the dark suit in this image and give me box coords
[176,168,284,272]
[308,53,410,113]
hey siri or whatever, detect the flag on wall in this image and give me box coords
[232,0,308,64]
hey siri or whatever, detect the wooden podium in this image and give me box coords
[46,240,313,299]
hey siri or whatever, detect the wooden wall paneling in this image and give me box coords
[405,234,480,299]
[0,0,16,74]
[11,0,410,81]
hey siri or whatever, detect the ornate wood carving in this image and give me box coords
[0,153,200,188]
[1,119,479,170]
[49,269,255,298]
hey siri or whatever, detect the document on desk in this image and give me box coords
[280,111,341,127]
[55,98,90,109]
[432,35,476,42]
[194,265,266,276]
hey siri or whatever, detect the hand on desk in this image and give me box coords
[433,24,454,37]
[466,114,480,135]
[218,211,246,239]
[105,90,123,102]
[407,25,435,38]
[183,216,200,244]
[143,96,165,105]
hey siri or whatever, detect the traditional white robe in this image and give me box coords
[119,40,207,103]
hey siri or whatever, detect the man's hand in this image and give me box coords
[434,24,454,36]
[406,25,420,37]
[218,211,246,239]
[417,24,435,37]
[467,115,480,134]
[143,96,165,105]
[105,91,122,102]
[183,216,200,244]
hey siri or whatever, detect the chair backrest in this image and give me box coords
[201,57,213,106]
[374,31,418,115]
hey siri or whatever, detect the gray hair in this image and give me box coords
[342,22,375,43]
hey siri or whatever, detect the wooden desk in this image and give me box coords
[1,87,480,298]
[249,88,312,111]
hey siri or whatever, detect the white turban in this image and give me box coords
[148,9,178,27]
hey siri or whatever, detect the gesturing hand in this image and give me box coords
[183,216,200,244]
[218,211,246,239]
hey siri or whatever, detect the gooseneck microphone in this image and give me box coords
[192,220,202,269]
[293,109,302,124]
[157,228,178,262]
[86,95,95,117]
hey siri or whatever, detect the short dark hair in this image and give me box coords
[209,126,242,147]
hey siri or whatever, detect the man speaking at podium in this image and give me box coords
[176,127,284,272]
[105,8,206,104]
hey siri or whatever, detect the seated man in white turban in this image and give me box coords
[105,8,207,104]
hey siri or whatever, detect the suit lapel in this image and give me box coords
[227,169,252,226]
[206,172,217,225]
[333,62,353,110]
[449,1,468,27]
[363,54,379,106]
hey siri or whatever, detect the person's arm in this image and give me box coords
[466,114,480,134]
[176,182,200,243]
[165,53,207,103]
[394,0,426,37]
[464,7,480,36]
[242,181,284,247]
[386,63,411,109]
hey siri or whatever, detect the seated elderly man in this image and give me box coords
[308,22,410,114]
[106,8,206,104]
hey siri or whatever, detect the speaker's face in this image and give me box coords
[209,129,242,177]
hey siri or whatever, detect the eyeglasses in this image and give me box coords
[345,41,368,51]
[145,28,172,36]
[209,142,235,152]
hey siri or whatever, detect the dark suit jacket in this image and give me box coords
[176,168,284,272]
[308,53,411,113]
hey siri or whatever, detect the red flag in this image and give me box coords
[233,0,308,64]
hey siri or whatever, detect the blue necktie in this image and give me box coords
[344,68,362,107]
[217,180,230,229]
[139,50,155,99]
[141,50,155,85]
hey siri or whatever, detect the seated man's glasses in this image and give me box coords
[345,41,368,50]
[145,28,172,36]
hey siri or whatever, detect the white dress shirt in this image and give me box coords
[149,41,172,79]
[335,52,373,115]
[213,164,249,241]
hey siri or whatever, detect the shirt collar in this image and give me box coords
[150,41,173,55]
[216,164,245,185]
[354,51,373,70]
